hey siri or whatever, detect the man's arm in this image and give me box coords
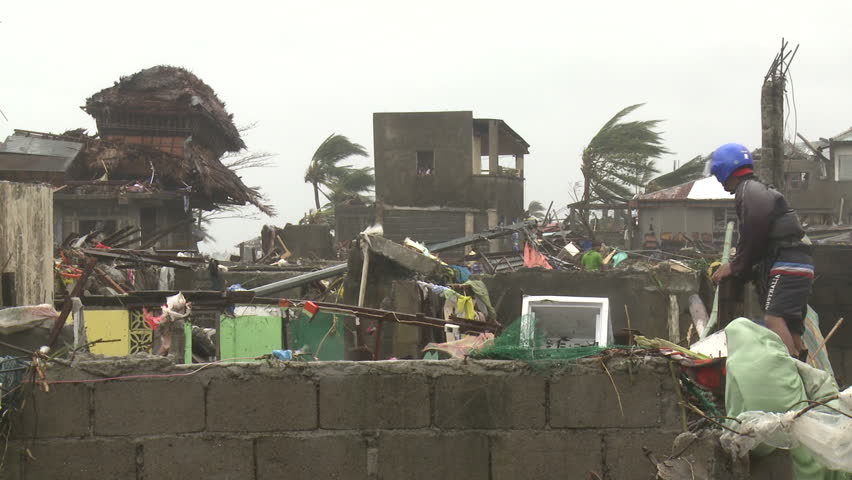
[729,182,773,276]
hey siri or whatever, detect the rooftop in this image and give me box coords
[84,65,245,152]
[636,176,732,202]
[0,130,83,172]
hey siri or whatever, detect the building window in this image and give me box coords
[785,172,809,191]
[416,151,434,177]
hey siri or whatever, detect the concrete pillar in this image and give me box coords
[515,154,524,178]
[487,209,499,252]
[464,213,475,254]
[488,120,499,175]
[472,134,482,174]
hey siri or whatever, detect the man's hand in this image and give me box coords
[712,263,732,284]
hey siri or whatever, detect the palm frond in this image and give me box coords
[311,133,369,167]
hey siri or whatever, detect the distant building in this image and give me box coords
[337,111,530,255]
[0,66,270,249]
[630,176,736,251]
[753,128,852,226]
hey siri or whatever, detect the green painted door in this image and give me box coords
[219,306,283,362]
[290,311,345,361]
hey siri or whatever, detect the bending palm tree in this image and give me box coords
[579,104,669,238]
[304,134,370,211]
[525,200,546,219]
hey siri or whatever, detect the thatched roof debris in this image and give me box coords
[60,130,274,215]
[84,65,245,152]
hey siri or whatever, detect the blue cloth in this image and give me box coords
[450,265,471,283]
[581,240,593,251]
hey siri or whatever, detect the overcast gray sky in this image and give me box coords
[3,0,852,254]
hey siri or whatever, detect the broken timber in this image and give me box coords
[251,220,538,296]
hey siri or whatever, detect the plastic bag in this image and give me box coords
[0,304,59,334]
[721,390,852,473]
[792,408,852,472]
[720,411,796,459]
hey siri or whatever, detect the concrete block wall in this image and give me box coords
[3,357,787,479]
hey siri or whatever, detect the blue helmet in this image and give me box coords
[710,143,753,184]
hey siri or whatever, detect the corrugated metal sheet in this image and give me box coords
[0,133,83,172]
[637,181,694,200]
[482,252,524,273]
[637,177,730,201]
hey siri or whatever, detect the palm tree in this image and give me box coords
[579,104,669,238]
[304,134,370,211]
[525,200,546,219]
[646,154,708,192]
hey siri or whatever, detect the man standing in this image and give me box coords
[709,143,813,357]
[582,241,604,271]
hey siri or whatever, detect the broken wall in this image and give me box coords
[7,357,686,480]
[811,245,852,386]
[0,181,53,305]
[373,111,475,208]
[481,269,702,342]
[279,224,334,259]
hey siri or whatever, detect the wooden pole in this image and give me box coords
[48,257,97,348]
[808,317,844,365]
[702,221,734,338]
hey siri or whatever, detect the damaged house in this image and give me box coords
[752,129,852,226]
[336,111,530,256]
[0,66,272,250]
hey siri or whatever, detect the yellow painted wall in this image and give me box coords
[83,310,130,356]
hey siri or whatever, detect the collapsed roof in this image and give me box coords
[84,65,245,152]
[60,129,274,215]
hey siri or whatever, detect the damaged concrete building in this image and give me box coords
[0,66,271,250]
[337,111,529,255]
[752,128,852,226]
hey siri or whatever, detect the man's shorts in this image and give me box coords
[763,274,812,336]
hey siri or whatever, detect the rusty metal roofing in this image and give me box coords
[0,131,83,172]
[637,181,695,200]
[637,177,731,202]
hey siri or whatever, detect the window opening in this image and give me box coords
[416,151,434,177]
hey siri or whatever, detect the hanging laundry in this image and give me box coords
[523,242,552,269]
[464,280,496,319]
[450,265,472,283]
[455,295,476,320]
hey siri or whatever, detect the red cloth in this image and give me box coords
[731,166,753,177]
[523,242,552,269]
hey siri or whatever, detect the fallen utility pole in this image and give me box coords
[251,220,537,296]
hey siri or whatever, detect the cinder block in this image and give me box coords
[750,450,793,480]
[320,375,429,429]
[1,441,22,480]
[207,378,316,432]
[550,373,661,428]
[15,383,90,438]
[604,430,678,479]
[21,439,135,480]
[256,434,366,480]
[94,379,204,435]
[378,431,489,480]
[492,431,603,480]
[434,375,546,429]
[143,437,253,480]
